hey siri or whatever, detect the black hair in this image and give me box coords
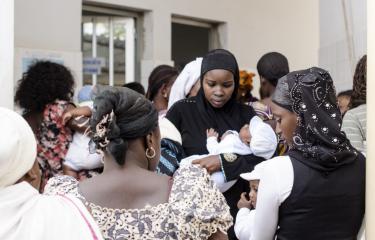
[123,82,146,95]
[15,61,74,113]
[349,55,367,109]
[90,87,158,165]
[337,90,353,98]
[146,65,179,101]
[257,52,290,87]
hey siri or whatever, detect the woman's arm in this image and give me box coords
[251,157,293,240]
[221,154,264,181]
[191,154,264,181]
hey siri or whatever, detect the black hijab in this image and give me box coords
[272,67,359,172]
[195,49,254,134]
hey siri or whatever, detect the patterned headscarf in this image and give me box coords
[272,67,358,172]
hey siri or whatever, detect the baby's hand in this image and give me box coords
[206,128,219,139]
[62,111,74,125]
[237,192,252,209]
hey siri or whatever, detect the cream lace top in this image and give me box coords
[45,165,233,240]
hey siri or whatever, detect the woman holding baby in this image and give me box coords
[166,49,277,240]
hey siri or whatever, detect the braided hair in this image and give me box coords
[90,87,158,165]
[349,55,367,109]
[146,65,179,101]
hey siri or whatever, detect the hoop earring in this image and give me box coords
[145,147,156,159]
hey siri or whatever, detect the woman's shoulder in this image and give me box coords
[44,175,81,198]
[168,97,197,111]
[166,97,198,125]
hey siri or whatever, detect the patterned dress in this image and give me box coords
[36,100,73,189]
[45,164,233,240]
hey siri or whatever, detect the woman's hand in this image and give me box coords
[192,155,221,174]
[237,192,252,209]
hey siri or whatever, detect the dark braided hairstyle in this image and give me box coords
[146,65,179,101]
[349,55,367,109]
[90,87,158,165]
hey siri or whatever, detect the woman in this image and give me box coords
[257,52,289,105]
[342,55,367,153]
[166,49,274,239]
[14,61,78,191]
[249,67,365,239]
[167,57,203,109]
[0,107,102,240]
[45,87,232,240]
[146,65,179,116]
[157,57,202,176]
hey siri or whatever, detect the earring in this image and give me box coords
[146,147,156,159]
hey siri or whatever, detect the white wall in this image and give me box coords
[7,0,319,102]
[0,0,14,109]
[85,0,319,95]
[319,0,367,93]
[13,0,82,100]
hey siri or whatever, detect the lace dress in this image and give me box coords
[45,164,233,240]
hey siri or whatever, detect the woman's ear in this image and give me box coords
[160,83,169,98]
[145,131,154,149]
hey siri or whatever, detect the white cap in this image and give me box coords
[240,161,266,181]
[0,107,37,188]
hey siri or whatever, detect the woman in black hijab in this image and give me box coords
[167,49,274,239]
[247,67,365,239]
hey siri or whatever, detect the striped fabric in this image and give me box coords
[342,104,367,153]
[156,138,185,176]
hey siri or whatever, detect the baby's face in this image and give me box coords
[239,125,251,145]
[249,180,259,208]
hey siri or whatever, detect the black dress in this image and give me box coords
[166,97,264,240]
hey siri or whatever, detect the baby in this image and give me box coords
[62,85,103,179]
[180,116,277,192]
[234,162,264,240]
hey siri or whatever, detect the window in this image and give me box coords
[82,6,136,86]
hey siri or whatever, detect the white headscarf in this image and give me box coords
[167,57,202,109]
[0,107,103,240]
[0,182,103,240]
[0,107,37,188]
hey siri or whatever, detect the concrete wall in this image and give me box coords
[4,0,319,104]
[13,0,82,102]
[85,0,319,96]
[0,0,14,109]
[319,0,367,93]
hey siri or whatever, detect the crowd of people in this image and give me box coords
[0,48,366,240]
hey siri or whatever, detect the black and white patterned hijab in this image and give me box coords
[272,67,358,172]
